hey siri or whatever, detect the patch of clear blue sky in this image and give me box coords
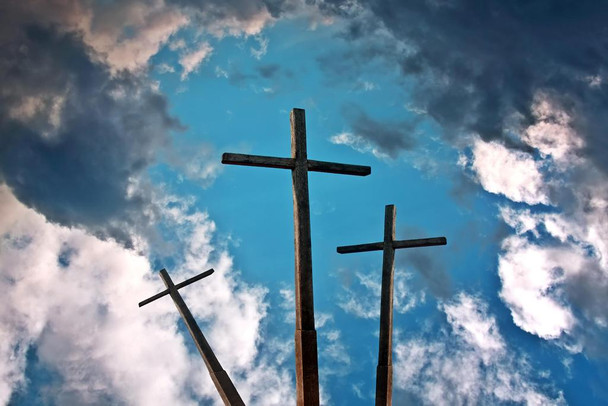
[145,17,597,405]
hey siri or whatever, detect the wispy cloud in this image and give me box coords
[337,268,424,319]
[179,42,213,80]
[393,293,564,405]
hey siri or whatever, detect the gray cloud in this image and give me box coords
[0,0,298,244]
[0,21,180,244]
[255,63,294,80]
[321,0,608,171]
[342,104,417,158]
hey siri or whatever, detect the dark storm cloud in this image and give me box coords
[0,22,180,244]
[342,104,417,158]
[321,0,608,170]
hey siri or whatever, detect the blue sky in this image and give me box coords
[1,1,608,405]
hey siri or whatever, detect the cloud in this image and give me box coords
[166,143,224,188]
[167,0,277,37]
[179,42,214,80]
[256,64,283,79]
[468,95,608,354]
[250,35,269,59]
[330,132,391,160]
[337,268,425,319]
[338,104,417,158]
[463,137,550,205]
[326,1,608,163]
[0,0,303,243]
[393,293,564,405]
[396,236,452,299]
[315,3,608,360]
[5,0,188,73]
[498,202,608,354]
[522,92,585,167]
[498,235,578,340]
[0,22,182,245]
[0,185,295,405]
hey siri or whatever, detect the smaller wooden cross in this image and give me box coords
[139,268,245,406]
[337,205,446,406]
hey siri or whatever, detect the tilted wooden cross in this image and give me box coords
[222,108,371,406]
[337,205,446,406]
[139,269,245,406]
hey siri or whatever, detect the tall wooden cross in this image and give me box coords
[337,205,446,406]
[222,108,371,406]
[139,268,245,406]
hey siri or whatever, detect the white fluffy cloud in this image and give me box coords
[497,235,578,340]
[522,92,584,167]
[466,138,550,205]
[0,185,294,405]
[393,293,564,405]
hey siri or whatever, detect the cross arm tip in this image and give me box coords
[336,242,383,254]
[221,152,233,164]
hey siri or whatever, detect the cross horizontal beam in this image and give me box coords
[138,269,214,307]
[222,153,371,176]
[222,153,294,170]
[337,237,446,254]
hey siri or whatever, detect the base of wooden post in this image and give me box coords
[295,329,320,406]
[375,364,393,406]
[210,370,245,406]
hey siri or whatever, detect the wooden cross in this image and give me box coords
[337,205,446,406]
[139,268,245,406]
[222,108,371,406]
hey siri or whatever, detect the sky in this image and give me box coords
[1,0,608,405]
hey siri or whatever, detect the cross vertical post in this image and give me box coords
[222,108,371,406]
[337,205,446,406]
[290,110,319,406]
[377,205,396,406]
[139,269,245,406]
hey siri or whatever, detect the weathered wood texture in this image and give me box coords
[336,237,446,254]
[290,109,319,406]
[336,205,446,406]
[307,159,370,176]
[222,108,370,406]
[140,269,245,406]
[377,205,396,406]
[222,153,294,170]
[221,155,370,176]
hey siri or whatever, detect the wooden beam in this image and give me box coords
[307,159,371,176]
[159,270,245,406]
[291,108,320,406]
[139,269,214,307]
[337,237,447,254]
[222,153,294,170]
[393,237,446,250]
[376,204,396,406]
